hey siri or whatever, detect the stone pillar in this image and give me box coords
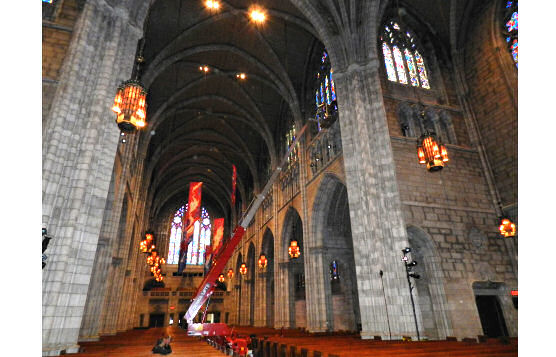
[304,249,329,332]
[42,1,144,354]
[275,262,291,328]
[332,59,421,339]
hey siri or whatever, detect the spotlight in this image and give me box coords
[199,65,209,72]
[402,247,411,254]
[236,73,247,80]
[249,8,266,23]
[407,261,417,267]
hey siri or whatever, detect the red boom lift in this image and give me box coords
[184,124,308,355]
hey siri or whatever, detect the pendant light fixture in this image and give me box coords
[239,262,248,275]
[258,254,268,269]
[416,110,448,171]
[112,39,148,133]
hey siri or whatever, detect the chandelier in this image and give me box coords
[227,268,234,279]
[499,218,516,237]
[112,40,148,133]
[417,130,448,171]
[146,250,165,282]
[288,240,300,259]
[139,233,155,253]
[258,254,267,269]
[239,263,248,275]
[218,274,225,283]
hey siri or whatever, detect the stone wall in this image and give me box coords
[463,1,518,210]
[42,0,83,129]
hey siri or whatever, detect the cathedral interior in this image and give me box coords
[38,0,523,355]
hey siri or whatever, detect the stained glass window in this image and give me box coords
[414,51,430,89]
[330,260,339,280]
[404,48,419,87]
[503,1,518,67]
[286,123,298,167]
[314,50,339,131]
[382,43,397,82]
[330,70,337,101]
[392,46,408,84]
[167,205,211,265]
[381,20,430,89]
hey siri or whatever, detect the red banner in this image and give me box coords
[231,165,237,206]
[204,218,224,270]
[211,218,225,258]
[178,182,203,273]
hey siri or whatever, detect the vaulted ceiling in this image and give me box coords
[137,0,321,222]
[134,0,480,225]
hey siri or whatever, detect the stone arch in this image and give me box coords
[311,174,360,332]
[438,110,457,144]
[398,102,419,137]
[406,225,452,339]
[281,207,305,328]
[247,242,256,326]
[261,228,275,327]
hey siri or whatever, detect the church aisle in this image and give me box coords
[76,326,223,356]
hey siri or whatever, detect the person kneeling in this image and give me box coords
[152,334,172,355]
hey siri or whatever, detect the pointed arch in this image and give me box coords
[406,225,452,339]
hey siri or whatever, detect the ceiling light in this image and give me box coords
[199,65,209,72]
[250,8,266,23]
[236,73,246,80]
[205,0,220,9]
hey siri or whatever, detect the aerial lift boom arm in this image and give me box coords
[184,124,308,325]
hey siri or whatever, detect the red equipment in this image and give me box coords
[185,124,308,355]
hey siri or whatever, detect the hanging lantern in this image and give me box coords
[417,130,448,172]
[140,233,155,253]
[258,254,268,269]
[112,79,147,132]
[288,240,301,259]
[227,268,234,279]
[240,263,248,275]
[112,40,148,133]
[218,274,225,283]
[499,218,516,237]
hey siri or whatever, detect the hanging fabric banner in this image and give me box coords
[204,218,224,273]
[178,182,203,274]
[231,165,237,206]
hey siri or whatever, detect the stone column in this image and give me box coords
[304,248,329,332]
[332,59,421,339]
[42,1,144,354]
[275,262,291,328]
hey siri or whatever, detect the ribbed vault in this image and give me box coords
[135,0,320,225]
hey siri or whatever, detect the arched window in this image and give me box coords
[167,205,211,265]
[285,122,298,168]
[503,1,518,67]
[315,50,338,131]
[381,21,430,89]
